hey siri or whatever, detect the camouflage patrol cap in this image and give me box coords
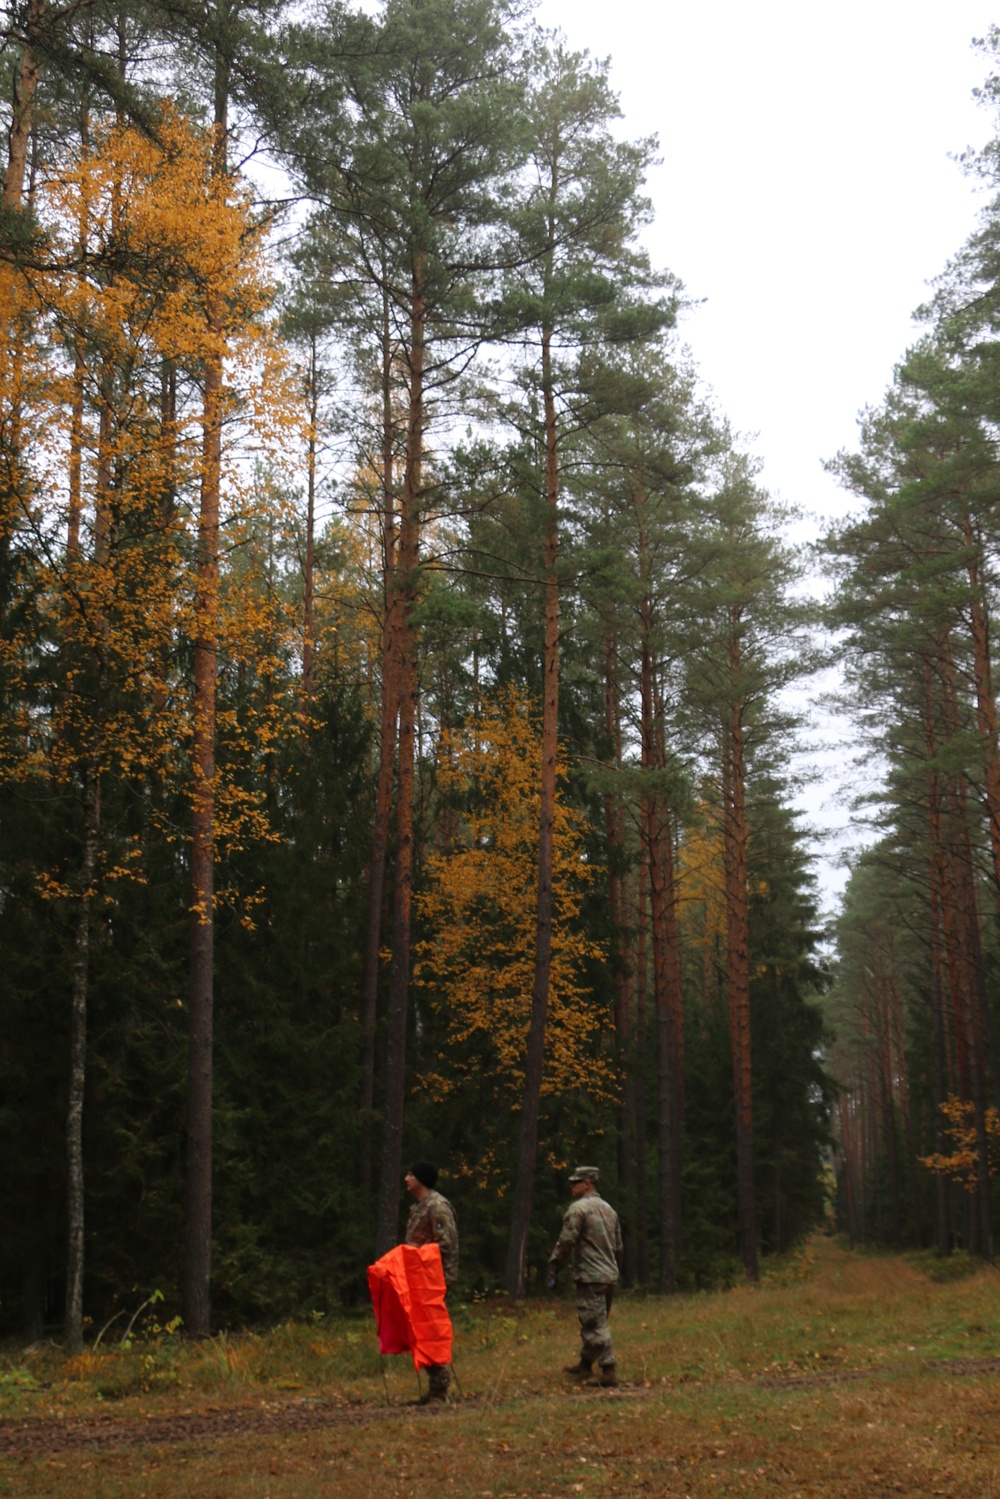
[568,1165,600,1184]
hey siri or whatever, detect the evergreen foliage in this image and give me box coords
[0,0,832,1335]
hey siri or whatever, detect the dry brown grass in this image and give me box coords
[3,1237,1000,1497]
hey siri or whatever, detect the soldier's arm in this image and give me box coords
[549,1204,582,1267]
[405,1199,430,1247]
[615,1213,624,1267]
[434,1204,459,1284]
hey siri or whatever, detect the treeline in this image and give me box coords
[0,0,830,1344]
[825,29,1000,1259]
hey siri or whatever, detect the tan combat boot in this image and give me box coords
[562,1359,593,1379]
[599,1364,618,1388]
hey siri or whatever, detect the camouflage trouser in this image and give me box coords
[576,1282,615,1368]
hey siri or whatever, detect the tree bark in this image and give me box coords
[633,844,650,1285]
[3,0,45,211]
[182,38,230,1334]
[183,324,222,1336]
[960,516,1000,933]
[374,259,423,1258]
[360,285,399,1195]
[928,865,952,1256]
[505,319,560,1297]
[65,750,101,1352]
[64,314,115,1352]
[939,630,993,1257]
[722,626,757,1280]
[604,622,635,1286]
[871,970,901,1247]
[647,765,683,1287]
[635,488,684,1292]
[301,332,319,708]
[656,677,684,1285]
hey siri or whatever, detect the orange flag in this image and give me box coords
[367,1243,453,1371]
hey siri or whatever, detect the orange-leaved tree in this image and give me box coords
[415,689,609,1191]
[5,107,299,1346]
[676,803,729,1015]
[920,1096,1000,1190]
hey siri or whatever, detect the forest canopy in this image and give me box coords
[1,0,871,1345]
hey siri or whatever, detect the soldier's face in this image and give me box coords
[571,1180,590,1198]
[406,1172,432,1200]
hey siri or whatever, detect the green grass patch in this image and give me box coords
[4,1239,1000,1496]
[903,1247,981,1283]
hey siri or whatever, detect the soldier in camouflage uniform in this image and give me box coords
[547,1166,622,1388]
[404,1161,458,1402]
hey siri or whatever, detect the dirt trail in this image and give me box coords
[5,1358,999,1459]
[804,1236,930,1299]
[0,1387,659,1459]
[1,1241,991,1462]
[0,1397,427,1458]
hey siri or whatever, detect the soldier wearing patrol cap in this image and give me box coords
[547,1166,623,1387]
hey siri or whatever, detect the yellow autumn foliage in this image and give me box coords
[415,690,610,1185]
[0,108,303,922]
[677,810,727,947]
[919,1095,1000,1191]
[677,801,770,992]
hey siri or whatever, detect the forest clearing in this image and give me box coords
[9,0,1000,1399]
[1,1238,1000,1498]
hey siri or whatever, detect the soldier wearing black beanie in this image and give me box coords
[403,1160,458,1402]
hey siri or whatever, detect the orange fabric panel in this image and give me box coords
[368,1250,411,1356]
[368,1243,453,1371]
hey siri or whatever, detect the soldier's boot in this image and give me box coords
[599,1364,618,1388]
[562,1359,593,1379]
[417,1387,448,1405]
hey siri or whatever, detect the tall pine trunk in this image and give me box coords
[961,515,1000,940]
[655,682,684,1287]
[633,847,650,1285]
[722,627,757,1280]
[65,749,101,1352]
[871,971,901,1246]
[64,229,116,1351]
[939,630,993,1256]
[360,286,399,1196]
[3,0,43,211]
[183,73,229,1334]
[645,714,682,1287]
[638,492,683,1291]
[604,623,635,1286]
[301,332,319,708]
[374,262,423,1257]
[928,867,952,1255]
[184,319,222,1335]
[505,321,559,1297]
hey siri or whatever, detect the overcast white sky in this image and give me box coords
[537,0,996,520]
[535,0,1000,914]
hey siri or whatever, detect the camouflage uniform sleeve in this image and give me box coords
[433,1197,459,1287]
[549,1202,583,1269]
[404,1199,426,1246]
[615,1210,624,1267]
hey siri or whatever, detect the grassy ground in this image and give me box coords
[2,1237,1000,1497]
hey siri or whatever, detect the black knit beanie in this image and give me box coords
[410,1160,438,1189]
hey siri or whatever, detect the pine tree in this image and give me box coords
[498,40,672,1296]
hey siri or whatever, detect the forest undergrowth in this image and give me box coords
[2,1237,999,1497]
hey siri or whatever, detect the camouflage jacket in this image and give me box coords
[549,1192,622,1284]
[405,1189,459,1287]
